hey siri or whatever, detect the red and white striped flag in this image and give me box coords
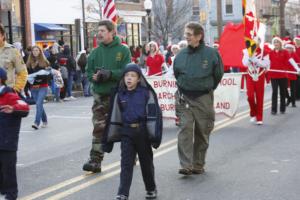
[243,0,259,57]
[102,0,118,23]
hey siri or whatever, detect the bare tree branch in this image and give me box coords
[151,0,193,46]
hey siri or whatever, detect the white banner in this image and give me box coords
[146,73,242,118]
[214,73,242,117]
[146,76,177,118]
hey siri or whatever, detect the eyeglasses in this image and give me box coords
[184,32,194,37]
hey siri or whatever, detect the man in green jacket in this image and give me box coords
[83,20,131,173]
[173,22,224,175]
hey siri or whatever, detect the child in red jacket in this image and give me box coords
[0,67,29,200]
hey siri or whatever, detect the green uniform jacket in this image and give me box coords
[86,36,131,95]
[173,42,224,92]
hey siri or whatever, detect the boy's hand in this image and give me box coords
[0,105,14,113]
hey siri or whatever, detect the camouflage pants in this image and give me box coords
[175,90,215,170]
[90,92,110,162]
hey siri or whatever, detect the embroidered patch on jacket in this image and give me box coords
[116,52,123,61]
[202,60,209,69]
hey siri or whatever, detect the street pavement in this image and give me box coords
[17,85,300,200]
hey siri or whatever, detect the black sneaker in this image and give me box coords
[82,159,101,173]
[145,190,157,199]
[115,195,128,200]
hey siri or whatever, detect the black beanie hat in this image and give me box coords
[123,63,142,77]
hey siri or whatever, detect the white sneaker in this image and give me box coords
[41,122,48,128]
[32,124,39,130]
[256,121,263,125]
[69,96,77,100]
[250,117,256,123]
[63,97,70,101]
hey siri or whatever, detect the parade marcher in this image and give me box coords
[0,23,28,93]
[26,46,51,129]
[242,41,270,125]
[284,42,300,107]
[173,22,224,175]
[101,64,162,200]
[293,35,300,100]
[0,68,29,200]
[83,20,131,173]
[268,37,298,114]
[146,41,164,76]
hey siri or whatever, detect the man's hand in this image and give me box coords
[93,69,112,83]
[0,105,14,113]
[92,73,98,81]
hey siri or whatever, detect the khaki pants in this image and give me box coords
[90,92,110,162]
[176,91,215,170]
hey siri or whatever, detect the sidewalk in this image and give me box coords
[45,90,84,101]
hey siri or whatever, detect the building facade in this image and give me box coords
[29,0,147,55]
[0,0,31,47]
[284,0,300,37]
[200,0,295,43]
[199,0,243,44]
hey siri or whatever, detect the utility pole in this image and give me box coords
[279,0,286,37]
[217,0,223,39]
[206,0,211,45]
[81,0,88,49]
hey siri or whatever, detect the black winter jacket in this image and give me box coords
[101,65,163,153]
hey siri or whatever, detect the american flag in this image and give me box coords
[102,0,118,23]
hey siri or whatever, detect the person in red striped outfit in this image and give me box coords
[242,39,270,125]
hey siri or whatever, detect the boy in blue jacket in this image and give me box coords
[101,64,162,200]
[0,67,29,200]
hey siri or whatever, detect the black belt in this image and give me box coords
[123,122,144,128]
[179,88,210,99]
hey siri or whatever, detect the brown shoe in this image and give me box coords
[192,168,205,174]
[178,168,192,175]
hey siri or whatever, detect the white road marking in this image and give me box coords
[270,170,279,173]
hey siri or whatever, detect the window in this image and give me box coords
[225,0,233,14]
[126,23,140,47]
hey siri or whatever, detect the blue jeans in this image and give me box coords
[51,80,60,101]
[82,73,91,96]
[67,71,75,97]
[31,87,48,126]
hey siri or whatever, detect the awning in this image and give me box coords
[34,23,68,32]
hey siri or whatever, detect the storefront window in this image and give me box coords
[126,23,140,47]
[86,22,99,49]
[127,23,133,47]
